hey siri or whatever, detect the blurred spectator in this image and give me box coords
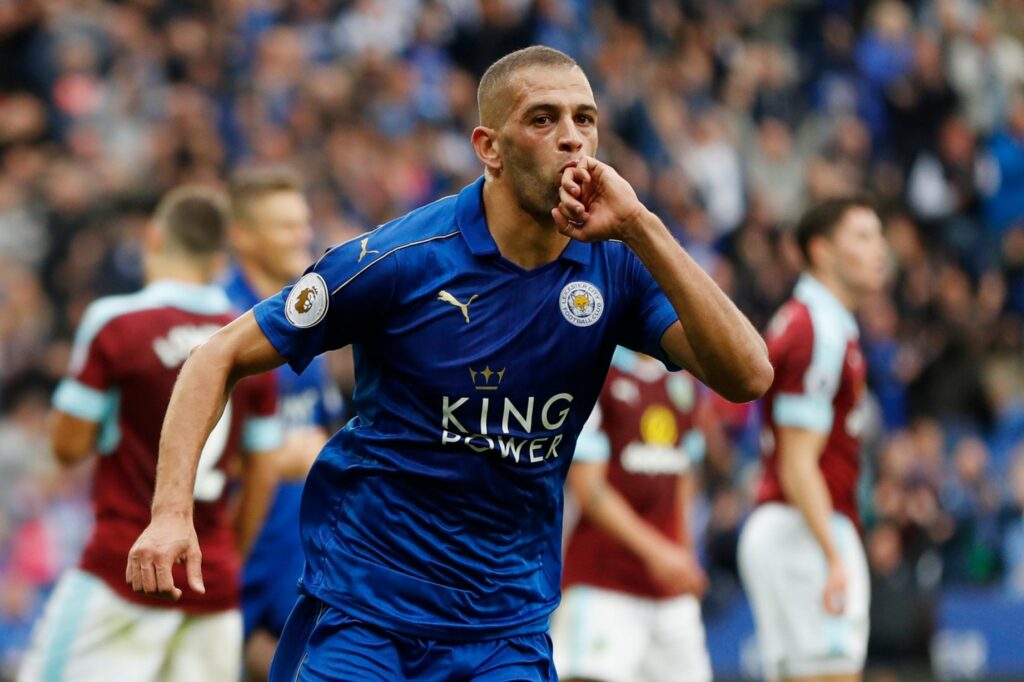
[982,92,1024,236]
[866,522,936,681]
[1000,450,1024,596]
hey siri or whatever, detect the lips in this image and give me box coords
[558,160,580,176]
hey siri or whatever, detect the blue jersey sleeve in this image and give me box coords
[253,235,397,374]
[616,250,680,370]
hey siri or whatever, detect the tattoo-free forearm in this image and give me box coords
[150,341,236,518]
[624,211,771,401]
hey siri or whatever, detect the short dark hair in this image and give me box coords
[477,46,580,126]
[795,196,877,265]
[228,165,304,226]
[153,185,230,257]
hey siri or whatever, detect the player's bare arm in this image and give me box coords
[127,311,285,601]
[553,157,772,403]
[50,412,100,466]
[776,425,847,615]
[569,460,706,596]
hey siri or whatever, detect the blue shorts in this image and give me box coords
[269,595,556,682]
[241,568,300,638]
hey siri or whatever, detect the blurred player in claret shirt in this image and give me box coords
[127,46,773,681]
[18,187,283,682]
[223,166,345,681]
[552,347,712,682]
[738,197,888,682]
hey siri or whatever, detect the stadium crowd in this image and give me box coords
[2,0,1024,678]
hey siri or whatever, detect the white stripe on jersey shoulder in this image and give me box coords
[69,281,231,373]
[329,230,460,296]
[793,274,857,338]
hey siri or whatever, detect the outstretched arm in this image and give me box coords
[126,311,285,601]
[552,157,772,402]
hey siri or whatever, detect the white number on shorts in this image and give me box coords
[193,400,231,502]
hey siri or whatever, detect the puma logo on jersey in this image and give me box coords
[358,237,380,263]
[438,290,479,323]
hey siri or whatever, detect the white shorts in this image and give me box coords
[551,585,712,682]
[737,504,870,681]
[18,568,242,682]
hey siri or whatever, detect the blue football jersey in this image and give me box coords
[252,177,679,640]
[223,266,344,634]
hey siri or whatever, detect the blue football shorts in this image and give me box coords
[269,595,556,681]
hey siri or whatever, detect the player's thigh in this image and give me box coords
[740,505,868,680]
[641,594,712,682]
[161,607,242,682]
[470,632,556,682]
[785,515,869,678]
[550,585,652,682]
[18,569,181,682]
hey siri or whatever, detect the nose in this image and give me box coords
[557,117,583,153]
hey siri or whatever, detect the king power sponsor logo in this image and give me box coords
[440,393,574,464]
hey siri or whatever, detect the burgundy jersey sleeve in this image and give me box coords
[52,304,121,422]
[766,302,838,434]
[237,371,283,454]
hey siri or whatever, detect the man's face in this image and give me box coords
[495,65,598,219]
[238,190,313,283]
[829,207,889,297]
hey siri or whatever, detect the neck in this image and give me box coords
[236,259,287,298]
[808,268,858,311]
[482,178,570,270]
[145,256,210,286]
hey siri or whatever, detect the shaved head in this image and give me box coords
[478,46,581,128]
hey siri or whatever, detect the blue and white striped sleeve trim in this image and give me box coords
[773,393,834,433]
[242,416,284,453]
[52,379,111,422]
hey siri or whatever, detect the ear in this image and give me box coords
[471,126,502,174]
[807,234,833,271]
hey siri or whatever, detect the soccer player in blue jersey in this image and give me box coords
[127,46,773,681]
[224,166,346,680]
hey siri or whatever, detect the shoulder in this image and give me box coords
[312,195,463,284]
[76,291,155,345]
[766,299,813,347]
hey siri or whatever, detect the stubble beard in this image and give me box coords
[505,150,560,223]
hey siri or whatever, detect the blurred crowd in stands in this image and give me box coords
[2,0,1024,677]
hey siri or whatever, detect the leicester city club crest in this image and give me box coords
[559,281,604,327]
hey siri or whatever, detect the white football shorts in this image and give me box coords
[551,584,712,682]
[737,503,870,681]
[18,568,241,682]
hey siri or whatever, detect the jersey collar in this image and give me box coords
[794,273,858,337]
[144,280,233,315]
[455,176,592,266]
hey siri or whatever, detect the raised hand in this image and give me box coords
[551,156,648,243]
